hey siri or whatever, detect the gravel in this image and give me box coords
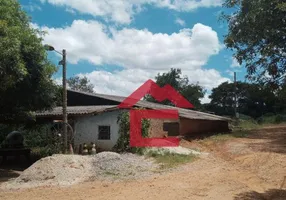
[90,152,157,181]
[144,146,202,155]
[1,152,158,190]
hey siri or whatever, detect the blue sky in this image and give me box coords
[19,0,245,103]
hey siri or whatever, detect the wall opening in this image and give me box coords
[98,125,111,140]
[163,122,180,136]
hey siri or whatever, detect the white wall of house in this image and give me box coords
[74,110,123,150]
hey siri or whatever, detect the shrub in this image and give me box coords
[230,118,259,131]
[263,113,275,117]
[256,117,263,124]
[257,114,286,124]
[0,124,61,158]
[113,109,150,154]
[274,114,284,124]
[0,124,20,146]
[24,124,62,157]
[239,114,254,121]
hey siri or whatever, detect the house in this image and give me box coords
[36,89,230,150]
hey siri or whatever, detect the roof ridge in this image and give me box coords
[67,89,230,121]
[68,89,127,98]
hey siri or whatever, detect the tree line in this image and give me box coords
[206,81,286,118]
[67,68,286,120]
[145,68,286,119]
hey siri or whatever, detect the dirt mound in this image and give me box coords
[234,152,286,187]
[1,152,158,190]
[2,155,93,189]
[91,153,157,180]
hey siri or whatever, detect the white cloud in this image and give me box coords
[22,2,42,12]
[175,18,186,27]
[39,20,228,98]
[39,20,222,71]
[227,57,242,78]
[79,69,154,96]
[186,69,229,90]
[53,77,62,85]
[39,0,222,24]
[230,57,241,68]
[156,0,222,11]
[81,68,229,98]
[79,68,228,106]
[65,8,77,15]
[200,94,211,104]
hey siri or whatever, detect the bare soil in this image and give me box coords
[1,126,286,200]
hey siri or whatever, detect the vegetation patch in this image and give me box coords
[208,131,249,141]
[147,152,196,169]
[237,120,260,130]
[113,110,150,154]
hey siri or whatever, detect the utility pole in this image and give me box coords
[62,49,68,153]
[44,45,69,153]
[234,72,239,119]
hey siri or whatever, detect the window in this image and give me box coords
[98,126,111,140]
[163,122,180,136]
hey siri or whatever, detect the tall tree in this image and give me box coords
[67,76,94,93]
[208,81,276,118]
[145,68,205,109]
[223,0,286,86]
[0,0,57,121]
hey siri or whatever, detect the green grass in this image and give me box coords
[230,119,260,131]
[232,115,286,131]
[148,152,196,169]
[239,120,261,130]
[232,130,249,138]
[258,114,286,124]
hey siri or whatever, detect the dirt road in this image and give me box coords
[1,126,286,200]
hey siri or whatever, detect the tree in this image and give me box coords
[222,0,286,86]
[208,81,276,118]
[67,76,94,93]
[0,0,57,121]
[274,82,286,113]
[144,68,205,109]
[207,82,237,116]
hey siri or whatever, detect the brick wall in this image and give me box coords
[148,119,179,138]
